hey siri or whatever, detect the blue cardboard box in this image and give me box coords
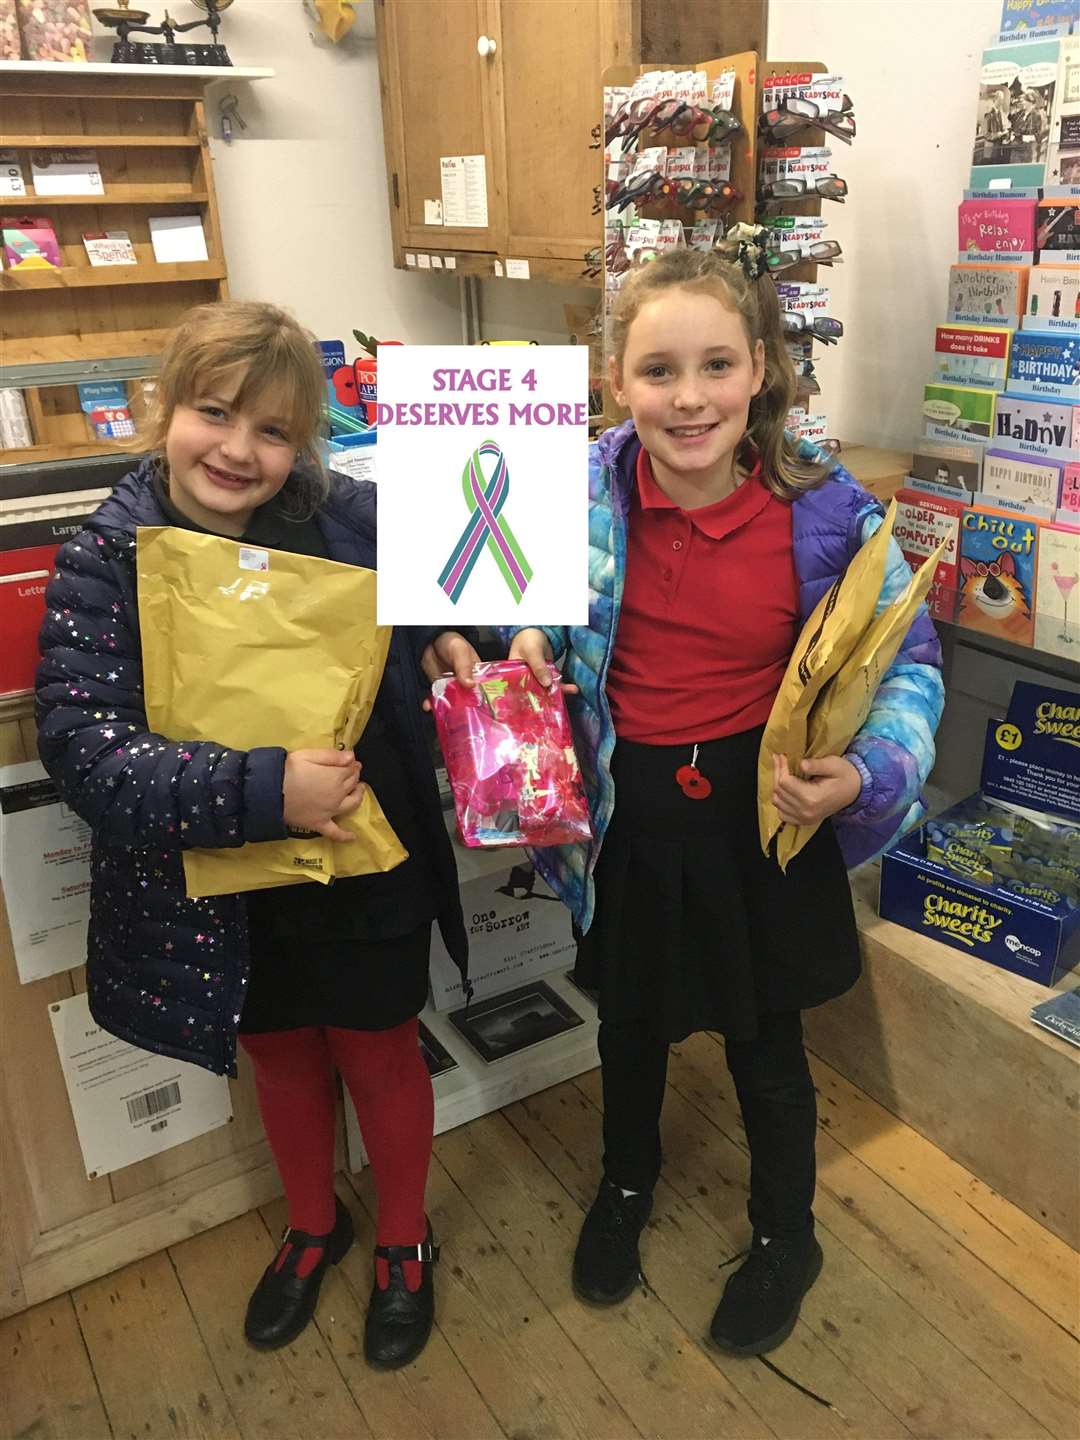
[879,682,1080,987]
[879,824,1080,985]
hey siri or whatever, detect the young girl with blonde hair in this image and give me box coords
[509,237,943,1356]
[37,300,479,1367]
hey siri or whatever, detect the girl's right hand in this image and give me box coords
[509,627,557,688]
[508,628,579,695]
[283,748,365,843]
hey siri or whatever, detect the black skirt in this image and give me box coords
[574,726,860,1043]
[239,716,438,1035]
[239,922,432,1034]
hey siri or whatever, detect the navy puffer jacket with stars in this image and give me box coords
[36,461,468,1077]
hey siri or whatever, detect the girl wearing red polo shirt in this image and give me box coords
[507,236,943,1357]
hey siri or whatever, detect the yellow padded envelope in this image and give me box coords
[770,538,945,871]
[758,500,896,870]
[136,526,407,898]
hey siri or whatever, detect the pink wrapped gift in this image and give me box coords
[431,659,592,849]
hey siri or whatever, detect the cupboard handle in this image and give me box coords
[477,35,496,57]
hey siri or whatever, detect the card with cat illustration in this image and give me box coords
[957,506,1039,646]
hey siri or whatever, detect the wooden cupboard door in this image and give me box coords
[380,0,506,252]
[498,0,630,262]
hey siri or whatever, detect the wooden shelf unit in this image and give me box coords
[0,260,225,291]
[11,134,203,148]
[5,189,211,204]
[0,65,249,467]
[0,60,274,79]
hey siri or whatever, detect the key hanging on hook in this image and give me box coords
[218,92,248,144]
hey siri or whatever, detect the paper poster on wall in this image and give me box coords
[428,855,575,1011]
[48,991,232,1179]
[0,761,91,984]
[375,345,589,625]
[440,154,488,227]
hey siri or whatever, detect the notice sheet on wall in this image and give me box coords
[48,991,233,1178]
[0,760,91,984]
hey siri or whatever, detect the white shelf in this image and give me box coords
[0,61,273,80]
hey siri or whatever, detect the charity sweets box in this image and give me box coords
[879,683,1080,988]
[879,820,1080,986]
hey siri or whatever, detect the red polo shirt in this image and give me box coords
[605,448,800,745]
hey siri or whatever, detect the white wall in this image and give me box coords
[767,0,1003,448]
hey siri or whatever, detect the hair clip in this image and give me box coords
[724,221,771,281]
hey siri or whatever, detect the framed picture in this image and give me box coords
[417,1020,458,1079]
[448,980,585,1064]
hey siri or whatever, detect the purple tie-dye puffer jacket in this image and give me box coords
[507,421,945,937]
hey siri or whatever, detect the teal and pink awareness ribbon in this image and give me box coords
[438,440,532,604]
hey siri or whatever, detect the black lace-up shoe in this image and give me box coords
[572,1177,653,1305]
[244,1196,354,1350]
[709,1232,823,1356]
[364,1224,439,1370]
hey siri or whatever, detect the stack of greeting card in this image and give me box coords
[904,18,1080,659]
[933,323,1012,388]
[958,197,1037,263]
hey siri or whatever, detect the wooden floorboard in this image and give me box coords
[72,1249,242,1440]
[503,1080,911,1440]
[435,1108,769,1440]
[346,1154,640,1440]
[0,1292,112,1440]
[5,1060,1078,1440]
[807,1053,1080,1339]
[265,1182,507,1440]
[658,1033,1075,1438]
[167,1207,371,1440]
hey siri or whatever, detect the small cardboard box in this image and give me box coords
[879,824,1080,986]
[879,683,1080,988]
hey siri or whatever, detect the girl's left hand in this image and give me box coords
[772,753,862,826]
[420,631,481,710]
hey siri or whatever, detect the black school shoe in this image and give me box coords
[572,1177,653,1305]
[709,1231,824,1356]
[364,1224,439,1370]
[244,1196,354,1350]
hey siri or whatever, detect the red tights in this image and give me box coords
[240,1019,432,1290]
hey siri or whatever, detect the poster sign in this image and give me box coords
[48,992,232,1178]
[0,760,91,984]
[980,683,1080,823]
[375,345,589,626]
[428,855,575,1011]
